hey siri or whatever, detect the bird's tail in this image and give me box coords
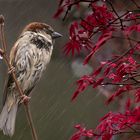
[0,94,18,137]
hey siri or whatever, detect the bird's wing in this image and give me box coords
[3,42,28,105]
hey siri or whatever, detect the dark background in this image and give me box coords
[0,0,111,140]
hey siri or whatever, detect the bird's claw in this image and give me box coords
[8,66,15,74]
[20,95,31,105]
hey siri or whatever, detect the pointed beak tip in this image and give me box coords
[52,32,63,39]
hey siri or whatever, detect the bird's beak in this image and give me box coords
[52,32,62,39]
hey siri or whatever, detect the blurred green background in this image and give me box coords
[0,0,112,140]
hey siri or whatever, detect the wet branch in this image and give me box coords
[0,15,38,140]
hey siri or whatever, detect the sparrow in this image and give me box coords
[0,22,62,136]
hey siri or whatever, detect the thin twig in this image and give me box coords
[101,82,138,86]
[109,42,140,64]
[0,15,38,140]
[2,54,38,140]
[88,11,129,39]
[62,0,98,20]
[24,104,38,140]
[131,0,140,9]
[106,0,124,30]
[0,15,7,52]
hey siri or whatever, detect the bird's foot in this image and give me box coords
[20,95,31,105]
[8,66,15,74]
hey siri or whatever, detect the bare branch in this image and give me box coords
[0,15,38,140]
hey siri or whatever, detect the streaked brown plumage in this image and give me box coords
[0,22,62,136]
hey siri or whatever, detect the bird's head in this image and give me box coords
[23,22,62,39]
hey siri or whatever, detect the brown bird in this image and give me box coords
[0,22,62,136]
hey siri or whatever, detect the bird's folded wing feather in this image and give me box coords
[3,42,28,105]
